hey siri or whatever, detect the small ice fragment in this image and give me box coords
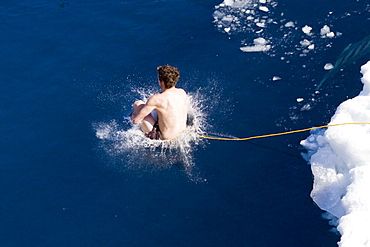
[224,0,249,7]
[300,39,311,47]
[222,15,234,22]
[324,63,334,70]
[284,21,295,28]
[240,45,271,52]
[256,22,266,28]
[320,25,335,38]
[259,0,266,3]
[272,76,281,81]
[300,103,311,111]
[308,44,315,50]
[302,25,312,35]
[254,37,268,45]
[224,27,231,33]
[240,37,271,52]
[320,25,330,36]
[297,98,304,103]
[223,0,234,6]
[259,6,269,12]
[327,32,335,38]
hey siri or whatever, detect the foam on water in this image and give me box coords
[301,60,370,246]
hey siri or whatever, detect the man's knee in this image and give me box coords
[133,100,145,113]
[133,100,145,108]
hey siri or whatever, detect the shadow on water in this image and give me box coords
[317,34,370,90]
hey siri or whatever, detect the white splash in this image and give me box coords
[301,60,370,246]
[94,87,213,182]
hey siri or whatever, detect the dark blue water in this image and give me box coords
[1,0,369,246]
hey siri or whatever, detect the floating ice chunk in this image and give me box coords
[300,39,311,47]
[224,0,251,8]
[308,44,315,50]
[240,45,271,52]
[320,25,335,38]
[296,98,304,102]
[254,37,269,45]
[224,27,231,33]
[213,10,223,19]
[301,60,370,246]
[214,0,278,35]
[240,37,271,52]
[324,63,334,70]
[272,76,281,81]
[284,21,295,28]
[327,32,335,38]
[300,103,311,111]
[320,25,330,36]
[259,6,269,12]
[223,0,234,6]
[302,25,313,35]
[222,15,234,23]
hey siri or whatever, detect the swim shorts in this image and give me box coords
[145,121,162,140]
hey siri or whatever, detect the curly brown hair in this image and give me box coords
[157,65,180,89]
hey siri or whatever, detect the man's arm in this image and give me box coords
[132,96,158,125]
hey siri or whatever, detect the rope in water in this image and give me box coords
[199,123,370,141]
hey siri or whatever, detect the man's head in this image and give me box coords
[157,65,180,89]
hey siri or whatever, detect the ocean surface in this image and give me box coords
[1,0,369,246]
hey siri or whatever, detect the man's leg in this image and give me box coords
[132,100,156,133]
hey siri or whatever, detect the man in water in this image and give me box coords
[131,65,188,140]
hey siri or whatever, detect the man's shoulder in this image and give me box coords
[173,88,187,96]
[147,94,163,105]
[151,88,187,101]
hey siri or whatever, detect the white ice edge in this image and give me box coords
[301,60,370,247]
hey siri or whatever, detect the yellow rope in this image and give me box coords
[199,123,370,141]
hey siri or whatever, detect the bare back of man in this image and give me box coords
[131,65,188,140]
[132,88,188,140]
